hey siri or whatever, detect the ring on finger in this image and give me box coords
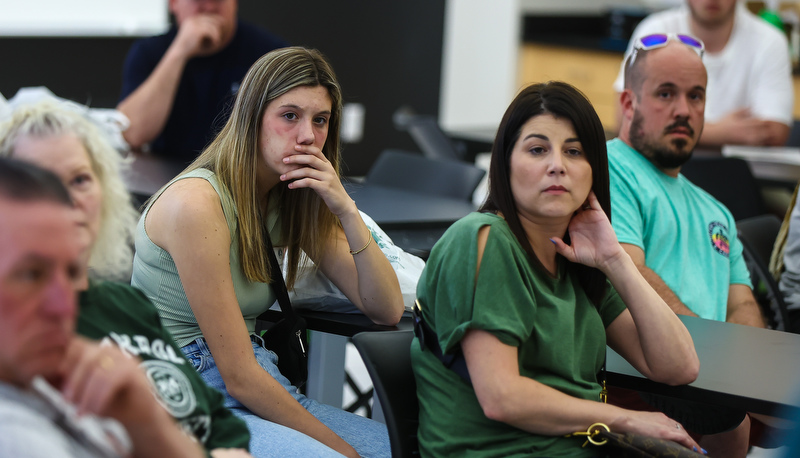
[99,356,115,370]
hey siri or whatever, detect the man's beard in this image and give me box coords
[629,109,696,169]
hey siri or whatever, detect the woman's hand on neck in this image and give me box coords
[548,191,626,273]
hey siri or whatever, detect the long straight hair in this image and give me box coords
[480,81,611,305]
[184,47,343,288]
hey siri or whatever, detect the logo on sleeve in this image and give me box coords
[708,221,730,257]
[142,360,197,418]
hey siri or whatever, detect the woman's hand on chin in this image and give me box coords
[549,191,626,270]
[280,144,356,218]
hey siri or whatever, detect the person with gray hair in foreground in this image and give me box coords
[0,102,254,457]
[0,157,204,458]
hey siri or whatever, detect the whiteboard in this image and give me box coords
[0,0,169,36]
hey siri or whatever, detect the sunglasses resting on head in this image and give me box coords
[628,33,705,68]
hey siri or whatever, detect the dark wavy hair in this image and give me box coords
[480,81,611,305]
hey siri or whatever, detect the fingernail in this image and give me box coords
[283,157,290,163]
[280,174,286,180]
[702,448,707,455]
[549,238,556,244]
[693,446,697,452]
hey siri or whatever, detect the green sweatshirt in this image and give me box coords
[77,280,250,453]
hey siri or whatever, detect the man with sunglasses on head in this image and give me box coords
[607,34,765,458]
[613,0,792,148]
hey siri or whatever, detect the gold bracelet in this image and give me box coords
[349,232,372,255]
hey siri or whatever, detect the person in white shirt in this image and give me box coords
[613,0,793,147]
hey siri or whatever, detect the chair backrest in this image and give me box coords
[680,156,766,221]
[786,119,800,147]
[393,108,466,161]
[737,214,790,331]
[365,149,485,202]
[352,331,419,458]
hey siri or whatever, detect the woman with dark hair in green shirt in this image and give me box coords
[412,81,702,457]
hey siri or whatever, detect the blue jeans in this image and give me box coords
[182,336,390,458]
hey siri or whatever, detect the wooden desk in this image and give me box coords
[606,315,800,418]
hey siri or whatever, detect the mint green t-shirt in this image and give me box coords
[411,212,626,457]
[607,138,751,321]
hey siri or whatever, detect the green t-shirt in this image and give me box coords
[411,212,626,457]
[77,280,250,453]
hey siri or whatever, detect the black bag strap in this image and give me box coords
[256,227,296,322]
[412,300,472,384]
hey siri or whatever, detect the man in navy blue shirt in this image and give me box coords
[118,0,287,162]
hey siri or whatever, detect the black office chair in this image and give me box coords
[393,107,467,162]
[681,156,766,221]
[786,119,800,147]
[365,149,485,202]
[352,331,419,458]
[737,214,790,331]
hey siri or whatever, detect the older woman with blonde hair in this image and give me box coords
[132,46,403,457]
[0,101,138,281]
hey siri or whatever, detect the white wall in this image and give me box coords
[439,0,521,136]
[0,0,168,36]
